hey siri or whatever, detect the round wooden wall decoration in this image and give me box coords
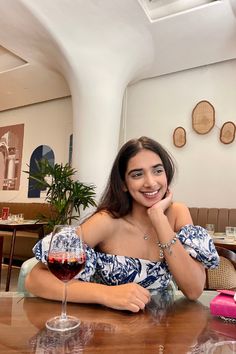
[192,100,215,134]
[220,121,236,144]
[173,127,186,148]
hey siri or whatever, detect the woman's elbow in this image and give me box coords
[25,272,35,294]
[182,281,205,301]
[184,289,203,301]
[181,273,205,300]
[25,265,45,296]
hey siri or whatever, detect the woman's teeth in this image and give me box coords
[143,191,158,197]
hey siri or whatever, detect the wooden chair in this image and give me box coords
[205,246,236,290]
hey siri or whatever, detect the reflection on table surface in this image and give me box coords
[0,291,235,353]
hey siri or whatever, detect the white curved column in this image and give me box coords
[70,78,125,201]
[0,0,154,204]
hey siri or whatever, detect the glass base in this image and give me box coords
[46,315,81,332]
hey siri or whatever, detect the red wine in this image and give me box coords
[47,255,85,282]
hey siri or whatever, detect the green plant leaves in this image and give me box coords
[24,159,96,229]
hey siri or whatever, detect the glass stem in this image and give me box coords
[61,282,68,320]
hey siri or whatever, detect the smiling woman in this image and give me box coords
[25,136,219,313]
[123,149,169,211]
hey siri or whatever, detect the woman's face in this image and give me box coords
[124,149,168,209]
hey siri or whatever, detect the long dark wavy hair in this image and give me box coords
[96,136,175,217]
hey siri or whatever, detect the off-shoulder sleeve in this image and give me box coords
[33,235,98,282]
[76,244,98,282]
[33,233,52,264]
[177,224,219,269]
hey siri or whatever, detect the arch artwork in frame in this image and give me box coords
[192,100,215,134]
[28,145,55,198]
[220,121,236,144]
[173,126,186,148]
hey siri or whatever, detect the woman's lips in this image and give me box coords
[142,190,159,199]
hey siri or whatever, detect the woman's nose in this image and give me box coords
[143,173,156,187]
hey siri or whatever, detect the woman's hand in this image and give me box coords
[148,188,173,214]
[147,189,173,228]
[102,283,151,312]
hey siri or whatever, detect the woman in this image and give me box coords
[25,136,219,312]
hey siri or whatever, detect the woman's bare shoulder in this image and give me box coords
[171,201,190,213]
[84,210,116,226]
[81,211,118,247]
[166,202,193,231]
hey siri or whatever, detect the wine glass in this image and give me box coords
[46,224,86,332]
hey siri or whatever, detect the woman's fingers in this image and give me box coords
[104,283,151,312]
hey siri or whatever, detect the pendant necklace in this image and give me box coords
[125,217,152,241]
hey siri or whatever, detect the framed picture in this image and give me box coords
[0,124,24,190]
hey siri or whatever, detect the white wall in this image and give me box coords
[0,97,72,202]
[124,59,236,208]
[2,59,236,208]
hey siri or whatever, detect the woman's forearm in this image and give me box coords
[25,263,151,312]
[164,245,206,299]
[25,263,110,304]
[148,208,206,299]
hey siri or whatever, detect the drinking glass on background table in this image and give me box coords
[18,213,24,222]
[205,224,215,236]
[46,225,86,332]
[225,226,235,241]
[8,214,18,222]
[8,214,23,223]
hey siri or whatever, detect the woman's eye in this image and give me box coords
[153,167,164,174]
[131,171,143,178]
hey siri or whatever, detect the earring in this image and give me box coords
[122,184,128,192]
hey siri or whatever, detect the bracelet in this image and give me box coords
[157,234,179,259]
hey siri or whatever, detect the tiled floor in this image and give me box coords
[0,264,20,292]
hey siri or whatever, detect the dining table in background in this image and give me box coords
[0,290,235,353]
[0,220,45,291]
[213,235,236,252]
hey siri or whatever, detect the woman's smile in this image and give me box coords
[141,190,160,199]
[125,149,168,208]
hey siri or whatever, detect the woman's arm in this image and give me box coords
[26,212,150,312]
[148,195,206,300]
[25,262,150,312]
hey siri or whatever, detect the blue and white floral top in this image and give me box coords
[33,224,219,292]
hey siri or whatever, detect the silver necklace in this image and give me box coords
[125,217,152,241]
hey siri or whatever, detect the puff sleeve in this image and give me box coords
[177,224,219,268]
[33,233,98,282]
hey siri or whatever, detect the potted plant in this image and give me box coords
[24,159,97,230]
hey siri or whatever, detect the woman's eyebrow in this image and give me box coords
[127,163,164,175]
[153,163,164,168]
[127,168,142,176]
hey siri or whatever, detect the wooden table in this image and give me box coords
[213,237,236,251]
[0,220,45,291]
[0,291,235,353]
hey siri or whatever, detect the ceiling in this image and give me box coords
[0,45,70,111]
[0,0,235,112]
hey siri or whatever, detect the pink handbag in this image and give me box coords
[210,290,236,322]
